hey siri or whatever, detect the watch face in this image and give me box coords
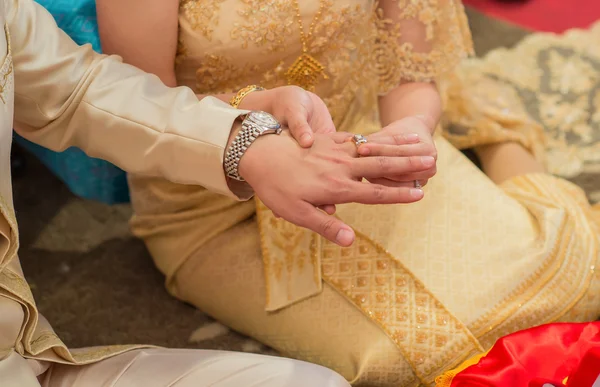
[249,111,281,130]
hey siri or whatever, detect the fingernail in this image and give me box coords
[410,188,424,199]
[300,133,312,145]
[404,133,419,142]
[335,229,354,246]
[421,156,435,167]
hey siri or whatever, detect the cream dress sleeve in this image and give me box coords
[374,0,473,93]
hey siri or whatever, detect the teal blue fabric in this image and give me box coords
[14,0,130,204]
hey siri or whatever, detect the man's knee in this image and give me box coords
[274,358,350,387]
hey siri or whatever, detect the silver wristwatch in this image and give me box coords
[224,111,282,181]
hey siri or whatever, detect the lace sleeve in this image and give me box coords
[374,0,474,94]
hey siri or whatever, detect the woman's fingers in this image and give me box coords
[350,155,435,179]
[366,178,429,188]
[285,107,315,148]
[334,181,424,205]
[378,168,437,182]
[367,131,420,146]
[357,142,434,157]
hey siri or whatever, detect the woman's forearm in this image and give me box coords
[210,90,274,113]
[378,82,442,131]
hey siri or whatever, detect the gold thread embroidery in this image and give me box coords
[0,195,19,273]
[441,21,600,186]
[374,0,473,93]
[320,230,483,385]
[179,0,472,131]
[0,24,13,105]
[179,0,226,41]
[257,199,322,310]
[231,0,296,52]
[194,54,261,94]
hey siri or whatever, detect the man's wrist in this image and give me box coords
[225,120,253,198]
[225,112,287,196]
[227,119,243,149]
[237,129,291,181]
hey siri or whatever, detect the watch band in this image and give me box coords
[224,112,281,181]
[229,85,265,109]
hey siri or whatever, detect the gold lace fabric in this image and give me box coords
[177,0,473,128]
[374,0,473,93]
[440,20,600,202]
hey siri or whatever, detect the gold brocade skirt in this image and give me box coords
[128,23,600,387]
[128,136,600,386]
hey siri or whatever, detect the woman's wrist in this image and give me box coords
[378,82,442,131]
[236,88,275,112]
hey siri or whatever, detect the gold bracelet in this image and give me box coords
[229,85,265,108]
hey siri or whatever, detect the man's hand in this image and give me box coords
[238,131,434,247]
[357,116,438,186]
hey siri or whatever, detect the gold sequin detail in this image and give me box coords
[194,54,261,94]
[231,0,296,51]
[285,53,328,91]
[180,0,226,41]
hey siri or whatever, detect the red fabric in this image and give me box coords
[463,0,600,33]
[566,346,600,387]
[449,322,600,387]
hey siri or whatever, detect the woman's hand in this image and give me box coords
[238,130,434,247]
[270,86,336,146]
[357,116,438,186]
[248,87,438,186]
[241,86,336,148]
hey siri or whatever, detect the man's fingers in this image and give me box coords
[276,206,336,218]
[357,142,434,157]
[318,204,337,215]
[331,131,354,144]
[286,110,314,148]
[351,155,435,179]
[292,204,355,247]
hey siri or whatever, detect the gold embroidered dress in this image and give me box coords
[128,1,600,386]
